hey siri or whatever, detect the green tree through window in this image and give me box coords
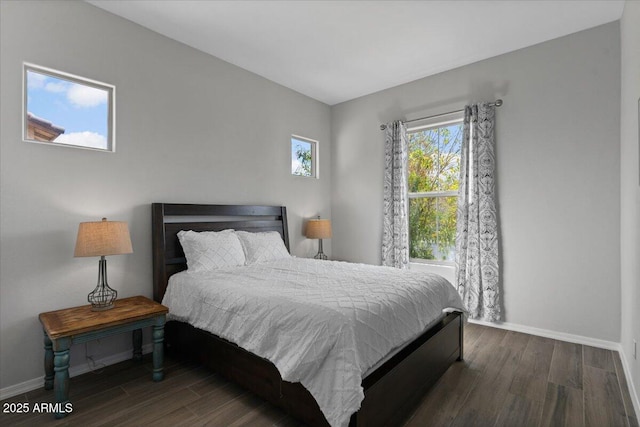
[408,120,462,261]
[295,146,312,176]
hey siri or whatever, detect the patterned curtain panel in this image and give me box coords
[455,104,501,321]
[382,121,410,269]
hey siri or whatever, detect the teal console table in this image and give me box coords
[39,296,168,419]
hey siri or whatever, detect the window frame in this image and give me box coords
[407,111,464,266]
[22,62,116,152]
[290,134,318,179]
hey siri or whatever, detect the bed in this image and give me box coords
[152,203,464,427]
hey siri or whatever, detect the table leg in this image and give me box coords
[43,331,54,390]
[53,338,71,419]
[152,317,165,381]
[132,329,143,361]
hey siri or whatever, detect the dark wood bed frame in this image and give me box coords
[152,203,463,426]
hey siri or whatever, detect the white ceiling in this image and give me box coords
[87,0,624,106]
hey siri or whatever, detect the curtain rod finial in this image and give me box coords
[380,124,387,131]
[494,99,503,107]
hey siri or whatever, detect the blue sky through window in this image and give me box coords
[26,69,110,150]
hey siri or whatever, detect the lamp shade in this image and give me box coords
[305,219,332,239]
[74,218,133,257]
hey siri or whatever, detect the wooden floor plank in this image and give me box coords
[109,386,201,426]
[539,382,584,427]
[493,393,542,427]
[404,362,480,427]
[463,321,484,348]
[464,326,508,372]
[142,406,199,427]
[583,345,615,372]
[548,341,583,390]
[509,335,555,402]
[118,363,204,396]
[190,393,267,426]
[187,372,228,397]
[186,381,248,417]
[500,330,531,353]
[583,365,628,427]
[449,345,522,427]
[228,402,289,427]
[273,415,307,427]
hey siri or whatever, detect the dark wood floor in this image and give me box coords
[1,323,637,426]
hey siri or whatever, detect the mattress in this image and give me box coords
[162,257,464,427]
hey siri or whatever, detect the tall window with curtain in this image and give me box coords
[382,102,501,322]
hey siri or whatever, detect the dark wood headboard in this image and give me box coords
[152,203,290,302]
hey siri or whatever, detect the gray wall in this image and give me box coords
[331,23,621,342]
[620,0,640,410]
[0,1,331,389]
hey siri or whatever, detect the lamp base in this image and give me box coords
[313,239,328,260]
[88,257,117,311]
[90,303,115,312]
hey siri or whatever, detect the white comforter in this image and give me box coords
[162,258,463,427]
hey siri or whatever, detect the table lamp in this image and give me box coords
[74,218,133,311]
[305,216,332,260]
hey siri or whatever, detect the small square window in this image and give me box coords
[291,135,317,178]
[23,63,115,152]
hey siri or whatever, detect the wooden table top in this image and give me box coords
[39,296,168,339]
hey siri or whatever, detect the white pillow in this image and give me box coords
[235,231,290,264]
[177,229,246,272]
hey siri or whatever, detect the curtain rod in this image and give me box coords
[379,99,503,130]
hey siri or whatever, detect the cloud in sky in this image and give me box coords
[67,83,108,108]
[54,131,108,150]
[28,71,108,108]
[27,71,46,89]
[44,81,67,93]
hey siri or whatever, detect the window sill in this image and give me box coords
[409,258,454,267]
[409,262,455,284]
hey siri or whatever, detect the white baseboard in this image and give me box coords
[468,318,621,350]
[469,319,639,418]
[0,377,43,402]
[0,344,152,401]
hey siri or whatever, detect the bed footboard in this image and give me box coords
[354,311,463,426]
[165,311,463,427]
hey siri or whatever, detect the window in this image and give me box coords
[291,135,317,178]
[23,63,115,152]
[407,112,463,264]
